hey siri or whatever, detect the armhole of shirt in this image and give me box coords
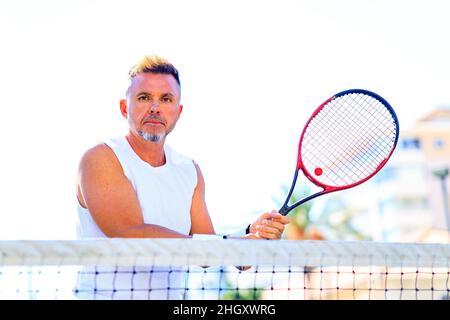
[103,138,132,179]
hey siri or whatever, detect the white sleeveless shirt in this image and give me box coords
[75,136,197,300]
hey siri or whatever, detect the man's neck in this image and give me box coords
[125,133,166,167]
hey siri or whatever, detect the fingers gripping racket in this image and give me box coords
[279,89,399,216]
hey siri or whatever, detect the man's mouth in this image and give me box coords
[143,118,165,126]
[145,120,163,125]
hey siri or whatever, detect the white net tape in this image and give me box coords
[1,239,449,300]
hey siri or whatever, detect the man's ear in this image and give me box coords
[179,104,183,115]
[120,99,128,118]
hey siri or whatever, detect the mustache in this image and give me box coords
[143,115,166,125]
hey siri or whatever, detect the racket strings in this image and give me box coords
[316,95,395,183]
[305,111,382,182]
[345,95,395,146]
[304,130,374,184]
[309,102,393,184]
[318,96,393,154]
[324,98,393,167]
[301,93,397,187]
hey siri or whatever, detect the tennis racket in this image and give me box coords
[279,89,399,216]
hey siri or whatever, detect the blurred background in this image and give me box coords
[0,0,448,242]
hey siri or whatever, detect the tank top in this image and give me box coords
[75,136,197,299]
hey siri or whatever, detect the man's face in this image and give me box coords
[121,73,182,142]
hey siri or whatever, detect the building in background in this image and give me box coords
[374,106,450,242]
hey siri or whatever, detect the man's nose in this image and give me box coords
[148,101,160,113]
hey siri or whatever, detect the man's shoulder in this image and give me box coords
[78,142,125,179]
[79,142,117,166]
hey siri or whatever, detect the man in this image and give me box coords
[75,55,290,299]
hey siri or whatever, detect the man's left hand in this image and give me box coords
[249,210,291,240]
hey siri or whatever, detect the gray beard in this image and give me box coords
[138,131,165,142]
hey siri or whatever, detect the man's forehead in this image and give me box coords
[129,73,180,94]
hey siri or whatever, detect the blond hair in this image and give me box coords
[128,55,180,86]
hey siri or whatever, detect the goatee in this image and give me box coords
[139,131,165,142]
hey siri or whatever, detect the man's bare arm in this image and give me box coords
[189,162,216,235]
[77,144,190,238]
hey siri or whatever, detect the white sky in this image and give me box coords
[0,0,449,239]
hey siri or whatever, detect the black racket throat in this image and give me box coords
[278,169,326,216]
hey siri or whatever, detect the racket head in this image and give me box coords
[297,89,399,192]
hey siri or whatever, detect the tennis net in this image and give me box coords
[0,239,449,300]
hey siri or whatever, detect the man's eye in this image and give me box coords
[137,95,150,102]
[161,96,173,103]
